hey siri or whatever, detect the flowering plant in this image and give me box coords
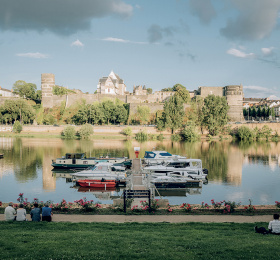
[201,201,210,209]
[74,197,101,212]
[210,199,223,211]
[223,200,241,213]
[180,203,192,212]
[140,199,159,212]
[244,199,256,213]
[275,201,280,208]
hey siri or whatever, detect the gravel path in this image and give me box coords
[0,214,272,223]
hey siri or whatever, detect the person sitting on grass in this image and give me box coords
[4,202,16,221]
[268,214,280,234]
[42,203,53,222]
[30,203,41,222]
[16,204,27,221]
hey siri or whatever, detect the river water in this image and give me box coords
[0,137,279,206]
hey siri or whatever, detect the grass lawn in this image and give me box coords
[0,222,279,259]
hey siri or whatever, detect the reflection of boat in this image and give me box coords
[78,186,117,192]
[52,152,129,169]
[151,175,202,189]
[144,159,208,180]
[156,188,202,197]
[77,179,116,188]
[143,150,186,165]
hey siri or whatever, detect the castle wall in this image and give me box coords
[199,86,224,97]
[41,73,55,108]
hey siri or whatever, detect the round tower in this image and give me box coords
[41,73,54,108]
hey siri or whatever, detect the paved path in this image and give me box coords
[0,214,272,223]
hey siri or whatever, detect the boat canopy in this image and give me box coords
[144,151,172,158]
[64,153,85,159]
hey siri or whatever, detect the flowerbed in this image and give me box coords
[0,195,279,215]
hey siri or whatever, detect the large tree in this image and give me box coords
[163,95,185,134]
[202,95,229,136]
[13,80,37,100]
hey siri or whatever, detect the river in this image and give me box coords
[0,137,279,206]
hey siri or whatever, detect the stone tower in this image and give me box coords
[225,85,244,122]
[41,73,55,108]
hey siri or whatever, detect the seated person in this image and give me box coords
[42,203,53,222]
[4,202,16,221]
[30,203,41,222]
[268,214,280,234]
[16,204,27,221]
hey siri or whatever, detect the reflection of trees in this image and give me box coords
[6,138,41,182]
[201,141,229,182]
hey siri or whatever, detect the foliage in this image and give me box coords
[52,85,75,96]
[223,201,241,213]
[135,130,148,141]
[140,199,160,212]
[171,134,182,141]
[163,95,185,134]
[174,85,191,104]
[275,201,280,208]
[74,197,101,212]
[13,121,23,133]
[0,99,35,124]
[147,88,153,94]
[244,199,256,213]
[180,203,192,212]
[182,123,200,141]
[202,95,229,136]
[78,123,94,139]
[13,80,37,101]
[210,199,223,211]
[43,114,56,125]
[121,127,133,137]
[157,133,164,141]
[256,125,272,140]
[237,126,256,141]
[135,105,151,124]
[61,125,76,139]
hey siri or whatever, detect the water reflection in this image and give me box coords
[0,137,279,204]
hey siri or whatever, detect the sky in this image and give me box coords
[0,0,280,99]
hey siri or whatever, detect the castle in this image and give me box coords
[41,72,244,121]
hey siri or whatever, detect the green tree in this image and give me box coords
[174,84,191,104]
[182,123,200,141]
[251,106,257,118]
[13,121,23,133]
[62,126,76,139]
[13,80,37,100]
[115,105,128,124]
[121,127,133,138]
[257,106,262,118]
[136,105,150,124]
[202,95,229,136]
[163,95,184,134]
[147,88,153,94]
[0,99,35,124]
[78,124,94,139]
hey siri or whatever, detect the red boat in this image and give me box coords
[77,179,116,188]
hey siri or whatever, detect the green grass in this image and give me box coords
[0,222,279,259]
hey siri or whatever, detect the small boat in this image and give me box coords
[143,150,186,165]
[52,152,129,169]
[144,159,208,180]
[77,179,116,188]
[150,175,202,189]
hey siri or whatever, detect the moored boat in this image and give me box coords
[52,152,129,169]
[143,150,187,165]
[77,179,116,188]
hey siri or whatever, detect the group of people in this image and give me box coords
[4,202,53,222]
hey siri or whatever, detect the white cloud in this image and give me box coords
[71,39,84,47]
[221,0,280,41]
[261,47,274,56]
[16,52,48,58]
[102,37,147,44]
[243,85,279,98]
[243,86,270,92]
[227,48,255,58]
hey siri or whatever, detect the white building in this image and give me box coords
[97,71,127,95]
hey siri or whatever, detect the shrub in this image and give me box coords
[74,197,101,212]
[171,134,182,141]
[61,125,76,139]
[78,123,93,139]
[121,127,132,138]
[182,124,200,141]
[148,134,157,141]
[157,134,164,141]
[223,200,241,213]
[135,131,148,141]
[140,199,159,212]
[13,121,23,133]
[244,199,256,213]
[275,201,280,208]
[180,203,192,212]
[237,126,255,141]
[210,199,223,211]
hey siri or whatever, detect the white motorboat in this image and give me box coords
[150,175,202,188]
[143,150,187,165]
[71,162,126,183]
[144,159,208,180]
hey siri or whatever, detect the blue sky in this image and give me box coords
[0,0,280,99]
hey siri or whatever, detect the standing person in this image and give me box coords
[4,202,16,221]
[16,204,27,221]
[30,203,41,222]
[42,203,53,222]
[268,214,280,234]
